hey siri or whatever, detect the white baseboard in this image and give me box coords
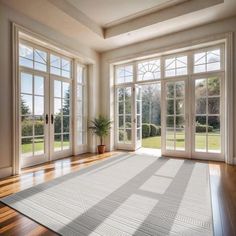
[233,157,236,165]
[0,166,13,179]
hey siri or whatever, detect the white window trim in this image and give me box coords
[12,23,89,174]
[73,62,88,155]
[111,32,233,164]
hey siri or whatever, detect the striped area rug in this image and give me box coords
[1,153,213,236]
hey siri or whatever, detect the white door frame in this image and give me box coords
[161,77,191,158]
[19,68,50,168]
[115,85,135,150]
[190,72,225,161]
[49,75,73,160]
[111,33,233,163]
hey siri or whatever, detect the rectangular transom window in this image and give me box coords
[50,54,71,79]
[194,48,221,73]
[138,59,161,81]
[19,44,47,72]
[165,55,188,77]
[115,64,133,84]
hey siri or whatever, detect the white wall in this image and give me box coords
[100,16,236,160]
[0,3,100,178]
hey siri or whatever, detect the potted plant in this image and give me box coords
[89,115,111,154]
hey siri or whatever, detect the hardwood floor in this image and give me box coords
[0,152,235,236]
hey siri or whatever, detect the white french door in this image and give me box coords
[162,75,224,160]
[20,69,50,167]
[191,74,224,160]
[20,74,73,167]
[50,77,72,160]
[115,85,142,150]
[162,78,190,158]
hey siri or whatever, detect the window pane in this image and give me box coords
[166,116,174,128]
[176,81,184,97]
[50,54,60,68]
[176,116,184,128]
[77,65,83,84]
[34,137,44,155]
[34,96,44,115]
[166,83,174,98]
[207,49,220,63]
[35,116,44,135]
[166,129,174,150]
[19,44,33,59]
[208,97,220,114]
[195,134,206,152]
[167,100,174,115]
[51,67,60,76]
[54,80,62,98]
[207,62,220,71]
[194,52,206,65]
[124,129,132,142]
[208,134,221,153]
[118,116,124,128]
[63,99,70,115]
[116,65,133,84]
[195,79,207,97]
[21,94,33,115]
[165,56,187,77]
[21,116,33,137]
[63,116,70,133]
[34,49,47,63]
[125,115,131,128]
[118,102,124,114]
[194,48,221,73]
[77,100,83,115]
[196,98,206,114]
[54,116,62,133]
[62,70,70,78]
[19,57,33,68]
[54,98,61,115]
[138,59,160,81]
[62,58,70,71]
[62,82,70,99]
[208,77,220,96]
[119,130,124,142]
[21,73,33,94]
[176,129,185,150]
[34,76,44,96]
[176,99,184,115]
[77,85,83,100]
[63,134,70,149]
[54,135,62,151]
[21,138,33,157]
[35,62,47,72]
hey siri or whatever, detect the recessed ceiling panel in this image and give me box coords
[67,0,189,27]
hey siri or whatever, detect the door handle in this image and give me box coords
[45,114,48,124]
[51,114,54,124]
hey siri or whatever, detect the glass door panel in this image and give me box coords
[163,79,188,157]
[117,87,133,148]
[20,71,49,167]
[135,85,142,149]
[52,79,72,156]
[193,77,222,154]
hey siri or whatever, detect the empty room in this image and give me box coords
[0,0,236,235]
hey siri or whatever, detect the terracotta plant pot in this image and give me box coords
[97,145,106,154]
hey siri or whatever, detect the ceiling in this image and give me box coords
[66,0,188,27]
[2,0,236,52]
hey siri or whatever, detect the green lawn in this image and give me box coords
[142,136,161,149]
[22,140,69,154]
[142,133,221,152]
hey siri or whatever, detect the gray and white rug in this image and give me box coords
[1,153,213,236]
